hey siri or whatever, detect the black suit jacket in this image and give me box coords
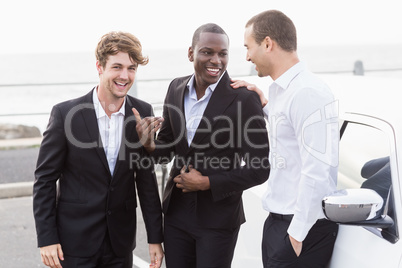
[33,89,163,258]
[153,72,270,229]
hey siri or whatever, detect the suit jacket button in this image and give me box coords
[107,210,112,215]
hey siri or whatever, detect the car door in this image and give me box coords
[328,113,402,268]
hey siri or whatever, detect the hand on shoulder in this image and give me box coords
[230,79,268,107]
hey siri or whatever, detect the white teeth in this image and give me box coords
[207,68,219,72]
[116,82,126,86]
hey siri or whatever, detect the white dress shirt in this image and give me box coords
[184,73,223,146]
[93,88,126,175]
[262,62,339,242]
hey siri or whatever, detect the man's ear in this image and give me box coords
[96,61,103,75]
[264,36,273,51]
[188,47,194,62]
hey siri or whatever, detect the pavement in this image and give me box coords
[0,137,166,268]
[0,137,41,198]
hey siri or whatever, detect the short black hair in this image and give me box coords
[191,23,229,48]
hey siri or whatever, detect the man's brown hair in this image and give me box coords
[96,31,149,68]
[246,10,297,52]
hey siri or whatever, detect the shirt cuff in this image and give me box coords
[262,104,269,119]
[287,217,314,242]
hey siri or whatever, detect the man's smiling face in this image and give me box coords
[189,32,229,91]
[97,51,137,100]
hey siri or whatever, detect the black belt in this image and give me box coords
[270,212,327,223]
[270,212,293,222]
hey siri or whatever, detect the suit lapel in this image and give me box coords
[175,78,187,115]
[189,72,238,151]
[173,77,191,153]
[80,89,111,175]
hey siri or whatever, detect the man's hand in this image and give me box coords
[289,235,302,257]
[40,244,64,268]
[173,165,210,192]
[230,79,268,107]
[132,108,164,153]
[149,243,164,268]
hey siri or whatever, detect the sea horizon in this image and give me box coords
[1,44,401,133]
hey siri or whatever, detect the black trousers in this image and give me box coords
[164,191,240,268]
[262,214,338,268]
[60,231,133,268]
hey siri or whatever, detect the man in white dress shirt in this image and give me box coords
[232,10,339,267]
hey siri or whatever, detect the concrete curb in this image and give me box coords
[0,171,165,199]
[0,181,33,199]
[0,137,166,200]
[0,137,42,150]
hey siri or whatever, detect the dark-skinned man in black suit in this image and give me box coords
[133,23,270,268]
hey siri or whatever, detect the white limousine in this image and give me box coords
[232,74,402,268]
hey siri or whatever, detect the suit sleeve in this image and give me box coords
[136,160,164,243]
[208,92,270,202]
[33,105,66,247]
[135,104,164,244]
[152,81,177,163]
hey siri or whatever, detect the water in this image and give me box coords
[1,44,401,133]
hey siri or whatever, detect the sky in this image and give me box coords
[1,0,401,55]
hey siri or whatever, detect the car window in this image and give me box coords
[339,121,398,243]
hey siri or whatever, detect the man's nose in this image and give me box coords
[210,53,221,64]
[120,68,129,79]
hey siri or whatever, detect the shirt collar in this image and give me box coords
[93,86,126,119]
[272,61,306,91]
[186,71,225,100]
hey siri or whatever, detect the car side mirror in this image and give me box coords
[322,189,394,228]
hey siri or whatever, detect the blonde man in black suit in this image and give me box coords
[33,31,164,268]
